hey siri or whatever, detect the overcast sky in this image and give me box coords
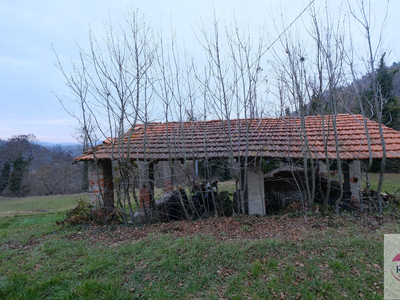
[1,0,399,143]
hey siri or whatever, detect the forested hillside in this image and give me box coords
[303,56,400,129]
[301,56,400,173]
[0,134,84,197]
[391,62,400,98]
[348,58,400,130]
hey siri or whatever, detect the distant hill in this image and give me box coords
[36,142,80,147]
[391,62,400,98]
[0,136,84,197]
[328,60,400,131]
[35,142,82,157]
[353,61,400,97]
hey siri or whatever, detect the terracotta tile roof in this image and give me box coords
[74,114,400,162]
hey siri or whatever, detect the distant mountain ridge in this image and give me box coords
[36,142,80,147]
[34,142,82,157]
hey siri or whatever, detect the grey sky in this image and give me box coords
[0,0,398,143]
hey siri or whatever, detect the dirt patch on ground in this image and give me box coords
[65,202,398,246]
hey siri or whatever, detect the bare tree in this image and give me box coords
[193,12,268,214]
[55,8,160,224]
[55,2,394,223]
[346,0,390,212]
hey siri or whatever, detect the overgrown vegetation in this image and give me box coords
[262,159,280,174]
[198,159,233,182]
[52,0,400,225]
[59,199,93,225]
[0,195,394,299]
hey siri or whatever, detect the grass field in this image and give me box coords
[0,194,88,216]
[0,174,398,299]
[0,189,396,299]
[0,210,391,299]
[362,173,400,195]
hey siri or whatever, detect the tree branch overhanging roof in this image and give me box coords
[74,114,400,162]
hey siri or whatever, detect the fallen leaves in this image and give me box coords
[55,208,400,248]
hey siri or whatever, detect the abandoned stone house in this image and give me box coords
[74,114,400,215]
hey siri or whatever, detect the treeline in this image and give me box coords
[303,55,400,128]
[348,55,400,131]
[302,54,400,173]
[0,134,84,197]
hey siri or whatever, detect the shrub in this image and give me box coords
[58,199,93,225]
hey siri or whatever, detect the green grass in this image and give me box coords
[0,219,387,299]
[0,212,66,244]
[362,173,400,195]
[0,197,391,300]
[0,184,395,299]
[0,194,88,215]
[219,180,237,194]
